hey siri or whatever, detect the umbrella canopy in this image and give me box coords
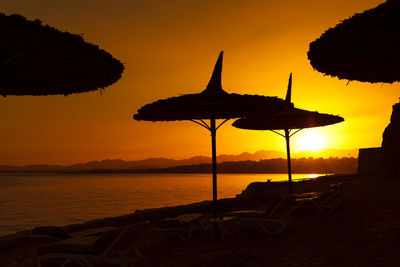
[134,51,292,221]
[233,108,344,131]
[0,13,124,96]
[233,74,344,193]
[308,0,400,83]
[133,92,291,121]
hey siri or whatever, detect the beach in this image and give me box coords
[0,173,320,237]
[1,173,400,266]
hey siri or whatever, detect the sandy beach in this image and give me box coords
[1,173,400,266]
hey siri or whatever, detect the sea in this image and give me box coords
[0,173,323,237]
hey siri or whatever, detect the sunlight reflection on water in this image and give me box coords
[304,174,320,179]
[0,173,326,236]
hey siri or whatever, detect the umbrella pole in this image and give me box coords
[210,117,218,218]
[210,117,220,239]
[284,128,293,194]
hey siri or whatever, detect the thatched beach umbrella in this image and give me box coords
[308,0,400,83]
[0,13,124,96]
[134,51,293,219]
[233,74,344,193]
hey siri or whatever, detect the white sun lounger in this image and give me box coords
[295,182,348,213]
[224,194,297,235]
[38,221,161,267]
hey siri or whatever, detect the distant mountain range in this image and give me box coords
[69,157,357,175]
[0,149,358,173]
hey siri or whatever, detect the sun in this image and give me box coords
[297,132,327,151]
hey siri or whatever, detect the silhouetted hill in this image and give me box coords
[70,157,357,175]
[0,149,358,173]
[218,151,286,162]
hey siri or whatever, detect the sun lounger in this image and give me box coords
[156,213,209,240]
[71,226,117,237]
[206,216,238,239]
[38,221,163,267]
[30,226,73,240]
[31,226,117,241]
[224,194,297,235]
[295,182,348,213]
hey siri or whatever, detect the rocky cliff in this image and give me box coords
[382,102,400,177]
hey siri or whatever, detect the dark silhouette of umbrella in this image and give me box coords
[134,51,293,219]
[308,0,400,83]
[233,74,344,193]
[0,13,124,96]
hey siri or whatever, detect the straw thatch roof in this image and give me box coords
[134,93,291,121]
[0,13,124,96]
[232,108,344,130]
[308,0,400,83]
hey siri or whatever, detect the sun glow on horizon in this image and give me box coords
[297,132,327,151]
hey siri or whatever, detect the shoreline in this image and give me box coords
[0,173,333,238]
[0,178,289,239]
[3,173,400,266]
[0,176,315,239]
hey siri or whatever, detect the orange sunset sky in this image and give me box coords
[0,0,397,165]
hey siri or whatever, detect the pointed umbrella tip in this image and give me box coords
[201,51,227,95]
[286,73,292,103]
[216,51,224,65]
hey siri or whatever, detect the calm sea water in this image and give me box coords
[0,173,321,237]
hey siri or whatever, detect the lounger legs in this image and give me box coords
[39,253,133,267]
[39,254,93,267]
[235,218,287,235]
